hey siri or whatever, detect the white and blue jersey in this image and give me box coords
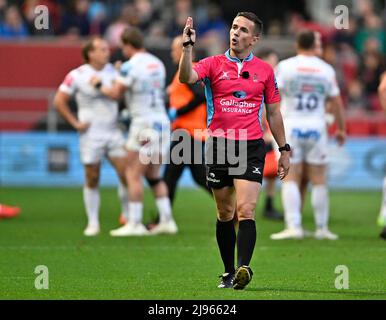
[117,52,170,159]
[117,51,168,119]
[275,55,340,165]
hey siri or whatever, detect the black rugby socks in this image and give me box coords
[216,219,236,274]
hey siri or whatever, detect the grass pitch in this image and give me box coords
[0,187,385,300]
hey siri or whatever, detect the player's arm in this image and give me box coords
[326,68,346,145]
[90,76,126,100]
[100,81,126,100]
[378,72,386,113]
[266,102,290,180]
[179,17,198,84]
[327,95,346,146]
[53,90,89,132]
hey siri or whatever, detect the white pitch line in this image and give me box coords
[0,245,385,252]
[0,245,199,251]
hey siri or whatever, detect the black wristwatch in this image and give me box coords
[183,39,195,47]
[94,81,102,90]
[278,143,291,152]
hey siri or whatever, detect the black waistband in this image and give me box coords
[209,137,264,145]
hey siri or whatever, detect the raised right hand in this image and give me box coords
[183,17,196,45]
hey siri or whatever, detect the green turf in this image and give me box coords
[0,187,385,300]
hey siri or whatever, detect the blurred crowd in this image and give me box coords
[0,0,229,48]
[286,0,386,116]
[0,0,385,114]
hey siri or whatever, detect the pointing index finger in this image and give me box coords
[186,16,193,28]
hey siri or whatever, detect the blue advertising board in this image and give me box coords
[0,133,385,189]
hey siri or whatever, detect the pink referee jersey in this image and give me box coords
[193,49,280,140]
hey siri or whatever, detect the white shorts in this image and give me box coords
[79,129,126,165]
[126,116,170,163]
[285,119,328,165]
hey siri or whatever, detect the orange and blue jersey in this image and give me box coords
[193,49,281,140]
[169,65,207,141]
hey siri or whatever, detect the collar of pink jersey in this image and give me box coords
[225,49,254,63]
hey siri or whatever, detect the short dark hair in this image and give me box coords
[121,27,144,49]
[82,36,102,63]
[296,29,316,50]
[236,12,263,36]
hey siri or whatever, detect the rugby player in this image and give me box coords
[95,28,178,236]
[270,30,346,240]
[164,35,211,206]
[54,37,129,236]
[377,72,386,240]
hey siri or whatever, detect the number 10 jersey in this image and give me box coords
[275,55,340,121]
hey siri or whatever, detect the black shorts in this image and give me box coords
[205,137,266,189]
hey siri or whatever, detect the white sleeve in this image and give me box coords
[274,62,284,89]
[59,70,77,96]
[117,62,134,88]
[328,67,340,97]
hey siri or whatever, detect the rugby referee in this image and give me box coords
[179,12,290,290]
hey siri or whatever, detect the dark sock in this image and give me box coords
[216,219,236,274]
[237,219,256,267]
[265,196,273,211]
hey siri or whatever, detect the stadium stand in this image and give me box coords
[0,0,385,135]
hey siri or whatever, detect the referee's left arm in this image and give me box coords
[266,102,290,179]
[266,102,286,148]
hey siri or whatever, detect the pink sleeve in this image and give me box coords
[193,56,213,81]
[264,67,281,104]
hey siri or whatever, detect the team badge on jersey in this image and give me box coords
[219,71,230,80]
[63,73,74,86]
[233,91,247,99]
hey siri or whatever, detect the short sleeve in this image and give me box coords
[117,61,135,87]
[59,71,77,96]
[264,66,281,104]
[274,62,284,89]
[193,56,213,81]
[328,68,340,97]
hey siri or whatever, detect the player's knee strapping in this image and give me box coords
[146,177,162,187]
